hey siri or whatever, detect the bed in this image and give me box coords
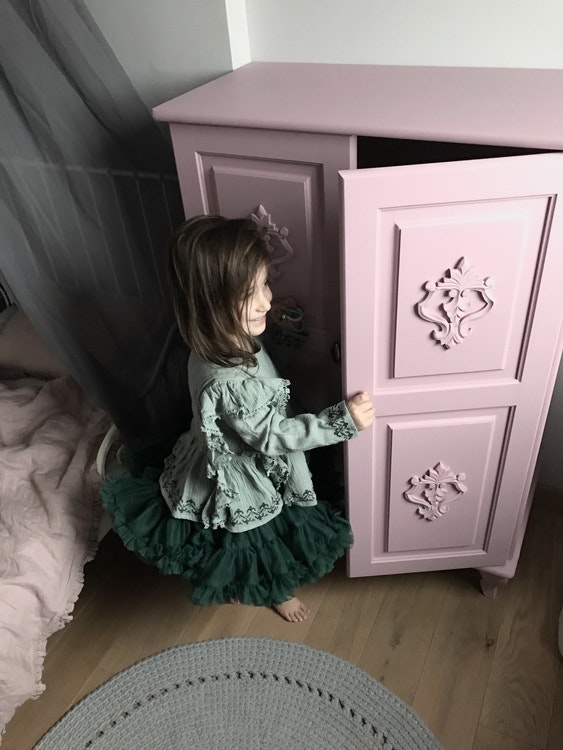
[0,304,109,736]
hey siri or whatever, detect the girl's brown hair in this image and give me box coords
[168,215,271,367]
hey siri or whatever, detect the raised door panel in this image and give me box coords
[386,409,507,554]
[392,198,546,380]
[204,156,323,324]
[168,123,355,408]
[341,153,563,577]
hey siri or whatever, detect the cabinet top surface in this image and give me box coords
[153,62,563,149]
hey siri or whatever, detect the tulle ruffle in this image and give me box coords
[101,467,352,607]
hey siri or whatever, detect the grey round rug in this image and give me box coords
[35,637,442,749]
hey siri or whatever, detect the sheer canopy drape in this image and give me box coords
[0,0,190,447]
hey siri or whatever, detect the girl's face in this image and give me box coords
[239,265,272,337]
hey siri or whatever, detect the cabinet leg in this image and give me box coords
[479,572,508,600]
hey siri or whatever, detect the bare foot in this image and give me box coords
[272,596,310,623]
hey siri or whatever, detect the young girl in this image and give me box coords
[102,215,374,622]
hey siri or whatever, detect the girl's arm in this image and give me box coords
[220,391,374,457]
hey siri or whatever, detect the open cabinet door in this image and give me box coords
[340,153,563,578]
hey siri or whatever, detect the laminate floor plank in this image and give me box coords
[472,723,539,750]
[97,563,197,675]
[357,570,450,704]
[175,601,259,644]
[302,562,388,663]
[546,661,563,750]
[479,508,562,748]
[412,579,508,750]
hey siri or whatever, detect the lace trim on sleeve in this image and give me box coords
[328,403,356,441]
[284,488,317,506]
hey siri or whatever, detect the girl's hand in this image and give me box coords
[346,391,375,431]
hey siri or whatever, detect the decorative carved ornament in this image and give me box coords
[416,257,494,349]
[249,205,294,279]
[403,461,468,521]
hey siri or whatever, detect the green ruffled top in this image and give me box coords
[159,342,358,533]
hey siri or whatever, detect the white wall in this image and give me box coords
[83,0,236,109]
[246,0,563,69]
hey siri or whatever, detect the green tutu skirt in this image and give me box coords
[101,467,353,608]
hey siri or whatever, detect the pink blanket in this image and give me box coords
[0,376,108,735]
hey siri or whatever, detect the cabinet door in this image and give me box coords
[168,123,354,409]
[340,153,563,577]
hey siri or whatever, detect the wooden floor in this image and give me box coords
[2,487,562,750]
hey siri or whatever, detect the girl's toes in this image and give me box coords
[273,596,310,623]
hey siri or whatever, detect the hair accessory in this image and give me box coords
[249,205,294,279]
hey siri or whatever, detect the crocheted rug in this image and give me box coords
[35,637,442,749]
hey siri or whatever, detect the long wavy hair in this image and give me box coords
[168,215,271,367]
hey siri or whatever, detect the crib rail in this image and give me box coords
[0,157,185,298]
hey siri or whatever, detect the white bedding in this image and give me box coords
[0,376,107,735]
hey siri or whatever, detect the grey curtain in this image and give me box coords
[0,0,190,451]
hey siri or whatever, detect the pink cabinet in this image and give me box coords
[153,63,563,597]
